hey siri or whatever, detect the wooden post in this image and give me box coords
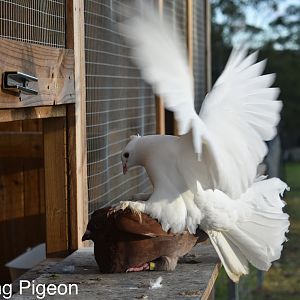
[66,104,79,251]
[72,0,89,248]
[43,117,68,256]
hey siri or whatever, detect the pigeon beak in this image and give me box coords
[123,163,128,175]
[82,229,92,241]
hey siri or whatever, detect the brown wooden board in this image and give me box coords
[0,105,66,123]
[0,38,75,108]
[0,119,45,284]
[43,117,68,257]
[12,244,220,300]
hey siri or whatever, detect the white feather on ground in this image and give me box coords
[117,2,290,282]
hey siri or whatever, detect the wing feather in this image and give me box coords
[121,4,282,198]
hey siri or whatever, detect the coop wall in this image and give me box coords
[84,0,157,215]
[84,0,209,215]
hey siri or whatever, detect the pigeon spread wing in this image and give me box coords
[197,50,282,198]
[121,7,282,199]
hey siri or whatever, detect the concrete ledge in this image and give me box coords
[12,244,220,300]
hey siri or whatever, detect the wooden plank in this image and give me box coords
[0,38,75,108]
[66,0,74,49]
[0,121,24,283]
[0,132,43,159]
[73,0,89,248]
[0,105,66,122]
[66,104,78,251]
[22,120,44,218]
[205,0,212,91]
[12,244,220,299]
[155,96,165,135]
[43,117,68,257]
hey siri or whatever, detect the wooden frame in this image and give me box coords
[71,0,89,249]
[0,0,88,260]
[0,39,75,108]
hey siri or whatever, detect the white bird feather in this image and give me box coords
[117,3,290,282]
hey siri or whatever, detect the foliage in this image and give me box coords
[211,0,300,148]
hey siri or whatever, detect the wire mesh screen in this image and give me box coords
[193,0,207,113]
[85,0,157,214]
[163,0,187,44]
[0,0,65,48]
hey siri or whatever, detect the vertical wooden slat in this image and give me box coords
[73,0,88,247]
[156,0,165,135]
[66,104,78,251]
[66,0,74,49]
[43,117,68,256]
[186,0,193,71]
[205,0,212,92]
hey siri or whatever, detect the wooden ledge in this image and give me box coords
[12,244,220,300]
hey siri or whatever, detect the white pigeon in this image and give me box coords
[116,5,290,282]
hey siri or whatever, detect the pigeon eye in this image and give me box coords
[124,152,129,158]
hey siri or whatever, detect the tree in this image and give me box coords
[211,0,300,148]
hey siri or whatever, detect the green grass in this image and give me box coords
[215,163,300,299]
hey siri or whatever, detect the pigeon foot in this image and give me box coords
[126,263,150,272]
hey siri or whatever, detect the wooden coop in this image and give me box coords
[0,0,212,286]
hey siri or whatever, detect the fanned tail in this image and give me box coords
[196,178,290,282]
[208,230,249,282]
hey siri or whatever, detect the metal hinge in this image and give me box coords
[2,71,38,95]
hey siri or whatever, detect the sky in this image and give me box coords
[214,0,300,49]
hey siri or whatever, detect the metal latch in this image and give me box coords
[2,71,38,95]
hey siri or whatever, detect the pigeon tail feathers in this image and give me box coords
[196,178,289,282]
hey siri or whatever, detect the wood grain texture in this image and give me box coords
[0,119,45,283]
[12,244,220,300]
[0,132,42,159]
[73,0,88,249]
[0,105,66,122]
[43,117,68,256]
[0,38,75,108]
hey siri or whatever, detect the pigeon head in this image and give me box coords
[82,209,108,242]
[121,134,141,174]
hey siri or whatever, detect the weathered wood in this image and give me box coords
[0,38,75,108]
[73,0,89,248]
[12,244,220,300]
[0,105,66,122]
[43,117,68,257]
[0,132,42,159]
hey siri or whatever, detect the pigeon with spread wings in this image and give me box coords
[116,4,289,282]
